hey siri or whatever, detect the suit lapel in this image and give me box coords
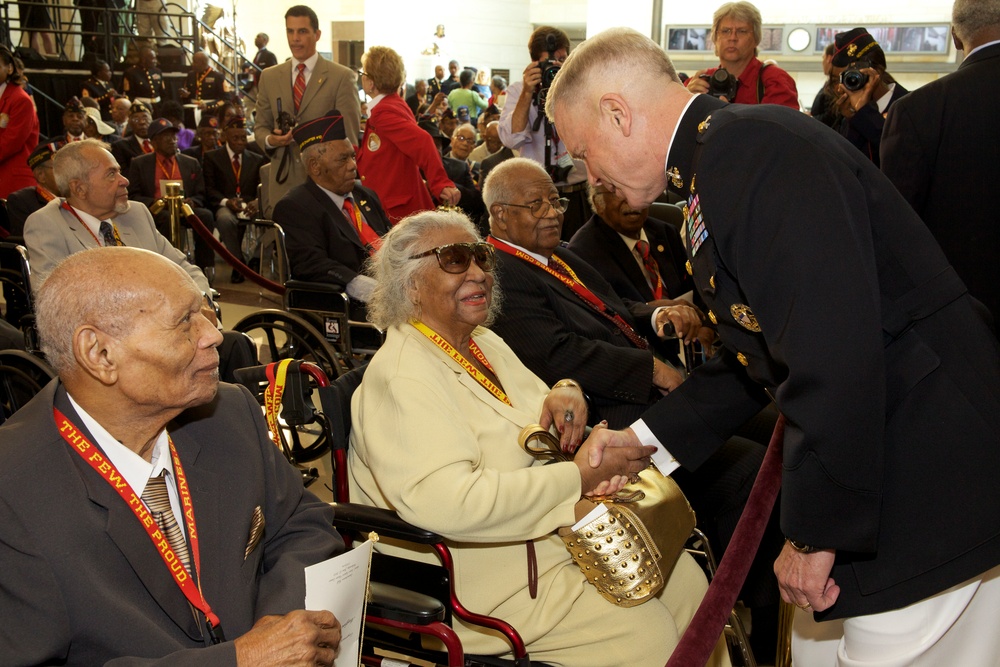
[300,58,329,117]
[307,180,365,252]
[597,218,653,302]
[58,200,102,250]
[53,388,203,641]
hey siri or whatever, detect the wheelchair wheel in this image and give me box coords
[0,350,56,424]
[233,309,345,379]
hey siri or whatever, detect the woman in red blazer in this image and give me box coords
[0,47,40,199]
[355,46,459,223]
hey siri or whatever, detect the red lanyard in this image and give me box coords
[54,407,223,640]
[230,153,242,197]
[488,236,649,349]
[411,320,512,406]
[60,201,122,246]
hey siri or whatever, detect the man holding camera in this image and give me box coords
[498,26,590,240]
[686,1,798,108]
[829,28,907,167]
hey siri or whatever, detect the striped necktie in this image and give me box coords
[635,239,665,299]
[142,472,191,573]
[293,63,306,113]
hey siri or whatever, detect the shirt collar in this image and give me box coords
[618,227,649,253]
[65,201,111,243]
[66,392,173,497]
[663,93,702,182]
[315,181,353,210]
[501,238,550,266]
[292,52,320,74]
[367,93,386,112]
[965,38,1000,59]
[875,83,896,114]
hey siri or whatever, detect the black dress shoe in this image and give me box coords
[230,269,245,284]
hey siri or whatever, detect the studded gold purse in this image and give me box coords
[519,425,696,607]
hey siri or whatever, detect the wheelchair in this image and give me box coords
[237,360,759,667]
[231,220,385,381]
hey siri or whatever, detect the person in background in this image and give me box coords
[809,43,839,127]
[355,45,459,223]
[80,59,119,120]
[0,46,40,199]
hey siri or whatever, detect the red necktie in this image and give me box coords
[232,154,242,196]
[142,139,152,153]
[293,63,306,113]
[635,239,665,299]
[342,199,381,254]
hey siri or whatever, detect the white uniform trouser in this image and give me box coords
[792,562,1000,666]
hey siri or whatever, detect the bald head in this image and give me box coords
[36,248,192,377]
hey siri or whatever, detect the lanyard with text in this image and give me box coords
[60,201,123,246]
[487,236,649,350]
[263,359,292,449]
[53,407,225,644]
[411,320,512,406]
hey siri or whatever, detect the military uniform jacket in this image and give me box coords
[122,65,165,101]
[184,68,227,102]
[649,94,1000,619]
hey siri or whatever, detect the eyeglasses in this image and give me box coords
[499,197,570,217]
[717,28,751,38]
[453,135,476,144]
[409,242,497,274]
[358,69,369,78]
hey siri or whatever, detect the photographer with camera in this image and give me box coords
[829,28,908,167]
[498,26,590,239]
[685,1,798,108]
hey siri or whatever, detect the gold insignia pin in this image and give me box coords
[707,310,718,325]
[656,244,665,253]
[360,199,368,207]
[847,44,858,57]
[709,275,716,289]
[730,304,761,332]
[737,352,749,366]
[666,167,684,190]
[690,174,697,193]
[685,260,693,276]
[682,204,690,219]
[698,115,712,133]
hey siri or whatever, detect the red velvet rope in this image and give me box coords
[666,413,785,667]
[184,211,286,295]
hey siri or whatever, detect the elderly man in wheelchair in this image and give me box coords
[345,209,730,666]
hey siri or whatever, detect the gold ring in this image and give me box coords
[796,603,812,611]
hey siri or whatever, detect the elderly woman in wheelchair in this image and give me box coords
[348,210,730,666]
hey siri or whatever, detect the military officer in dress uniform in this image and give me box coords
[548,27,1000,666]
[122,46,165,115]
[180,51,229,106]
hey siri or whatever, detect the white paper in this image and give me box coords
[304,539,374,667]
[572,502,610,531]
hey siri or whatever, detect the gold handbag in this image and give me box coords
[519,425,697,607]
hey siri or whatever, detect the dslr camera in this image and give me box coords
[534,33,562,106]
[840,60,872,92]
[275,97,296,135]
[701,68,738,100]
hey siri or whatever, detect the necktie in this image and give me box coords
[142,472,191,573]
[142,139,152,153]
[232,154,241,196]
[99,220,123,247]
[635,240,665,299]
[293,63,306,113]
[342,198,381,253]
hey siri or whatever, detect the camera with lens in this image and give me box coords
[275,97,296,135]
[840,60,871,92]
[701,68,738,100]
[533,33,562,106]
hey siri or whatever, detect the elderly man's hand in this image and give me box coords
[574,424,654,495]
[539,382,588,451]
[652,358,684,395]
[655,304,702,342]
[774,542,840,613]
[234,609,341,666]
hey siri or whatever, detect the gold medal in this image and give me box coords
[666,167,683,190]
[730,304,761,332]
[367,132,381,152]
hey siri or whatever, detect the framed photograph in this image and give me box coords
[667,28,713,52]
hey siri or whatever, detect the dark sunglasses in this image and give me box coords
[409,242,496,274]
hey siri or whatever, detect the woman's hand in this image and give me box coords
[574,424,655,496]
[540,381,588,451]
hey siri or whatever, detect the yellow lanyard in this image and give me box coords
[411,320,512,407]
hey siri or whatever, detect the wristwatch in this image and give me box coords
[786,538,820,554]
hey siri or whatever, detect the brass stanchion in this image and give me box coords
[775,600,795,667]
[149,181,195,257]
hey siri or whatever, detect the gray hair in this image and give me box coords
[53,139,113,197]
[545,28,679,123]
[366,209,501,329]
[953,0,1000,44]
[36,247,154,376]
[300,140,329,168]
[491,75,507,91]
[712,1,763,52]
[482,157,550,226]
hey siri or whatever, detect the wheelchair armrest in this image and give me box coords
[332,502,443,545]
[284,279,346,293]
[368,581,446,624]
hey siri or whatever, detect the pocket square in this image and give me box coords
[245,505,265,561]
